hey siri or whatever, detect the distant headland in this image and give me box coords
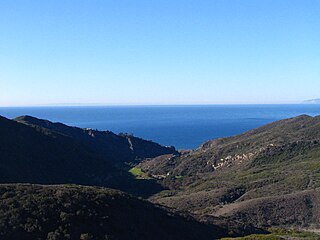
[303,99,320,104]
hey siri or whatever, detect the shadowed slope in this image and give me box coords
[0,115,124,186]
[0,115,166,197]
[15,115,178,166]
[0,184,226,240]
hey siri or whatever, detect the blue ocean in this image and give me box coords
[0,105,319,149]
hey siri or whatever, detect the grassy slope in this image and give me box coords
[138,115,320,229]
[221,228,320,240]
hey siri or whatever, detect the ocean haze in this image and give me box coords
[1,104,320,149]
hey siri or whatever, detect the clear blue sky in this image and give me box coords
[1,0,319,106]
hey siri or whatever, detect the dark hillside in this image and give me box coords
[0,184,226,240]
[15,115,178,166]
[0,116,124,187]
[0,115,172,196]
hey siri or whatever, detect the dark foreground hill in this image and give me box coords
[137,115,320,229]
[0,184,225,240]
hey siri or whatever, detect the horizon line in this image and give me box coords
[0,102,317,108]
